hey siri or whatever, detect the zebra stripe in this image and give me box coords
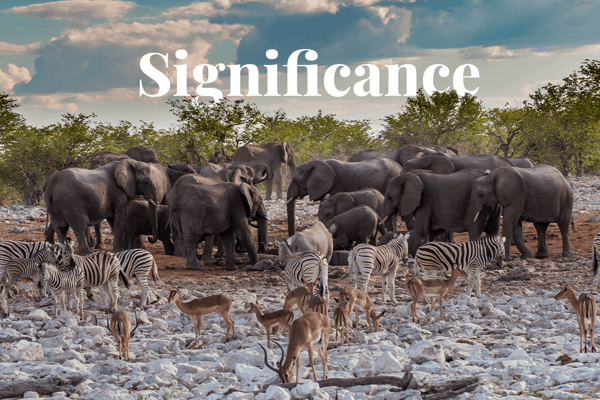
[277,240,329,305]
[114,249,161,308]
[34,260,85,318]
[0,241,49,275]
[2,248,55,296]
[414,234,506,298]
[344,232,409,304]
[592,233,600,287]
[0,284,8,318]
[52,242,129,312]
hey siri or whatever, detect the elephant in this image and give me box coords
[382,169,501,244]
[232,142,296,200]
[199,163,269,186]
[286,221,334,262]
[286,158,403,237]
[44,159,168,255]
[169,174,268,270]
[326,205,385,249]
[165,164,198,187]
[123,199,173,255]
[469,165,573,261]
[89,146,159,169]
[509,157,536,168]
[403,153,516,174]
[348,145,437,166]
[317,189,384,225]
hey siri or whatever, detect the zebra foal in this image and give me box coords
[1,247,56,298]
[413,234,506,298]
[277,240,329,308]
[342,232,409,303]
[52,239,129,312]
[33,260,85,319]
[114,249,161,308]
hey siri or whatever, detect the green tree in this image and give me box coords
[486,103,537,158]
[381,89,488,154]
[0,92,25,138]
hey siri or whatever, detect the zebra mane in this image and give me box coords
[40,260,60,273]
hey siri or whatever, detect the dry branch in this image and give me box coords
[0,374,85,399]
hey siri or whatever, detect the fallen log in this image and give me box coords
[223,372,412,396]
[414,376,481,400]
[0,373,86,399]
[0,336,34,344]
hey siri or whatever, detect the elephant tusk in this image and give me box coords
[381,215,390,223]
[286,197,296,204]
[148,199,157,206]
[473,211,480,222]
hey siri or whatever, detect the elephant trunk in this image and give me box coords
[256,214,268,253]
[147,198,159,244]
[287,197,296,237]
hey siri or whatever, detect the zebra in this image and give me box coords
[342,232,410,304]
[592,233,600,288]
[33,260,85,319]
[277,240,329,308]
[0,241,49,276]
[52,239,129,312]
[114,249,161,308]
[413,234,506,298]
[1,247,56,298]
[0,284,8,319]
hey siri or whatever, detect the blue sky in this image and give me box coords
[1,0,599,128]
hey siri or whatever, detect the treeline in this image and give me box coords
[0,59,598,205]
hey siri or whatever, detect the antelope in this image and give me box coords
[339,286,382,333]
[168,289,235,344]
[333,297,350,347]
[105,310,139,361]
[555,283,597,353]
[283,280,317,315]
[407,266,468,324]
[260,312,331,383]
[306,295,327,315]
[247,302,294,349]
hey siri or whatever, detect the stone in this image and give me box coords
[407,340,445,364]
[152,318,169,331]
[291,381,320,399]
[506,347,533,363]
[23,392,39,399]
[265,385,292,400]
[10,340,44,361]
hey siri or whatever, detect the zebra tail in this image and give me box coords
[151,260,161,283]
[593,243,599,277]
[119,270,131,289]
[338,252,357,281]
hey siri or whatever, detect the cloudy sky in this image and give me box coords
[1,0,600,128]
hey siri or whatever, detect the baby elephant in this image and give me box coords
[326,205,385,250]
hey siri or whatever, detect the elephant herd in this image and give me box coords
[43,142,573,271]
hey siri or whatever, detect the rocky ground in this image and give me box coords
[1,176,600,400]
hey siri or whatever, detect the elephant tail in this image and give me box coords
[571,217,575,232]
[593,240,599,277]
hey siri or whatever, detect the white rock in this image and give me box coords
[511,381,527,392]
[23,392,39,399]
[10,340,44,361]
[375,351,405,374]
[25,309,51,321]
[145,359,178,376]
[265,385,292,400]
[407,340,445,364]
[291,381,319,399]
[235,363,265,382]
[152,318,169,331]
[506,347,533,363]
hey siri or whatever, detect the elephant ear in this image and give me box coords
[493,167,522,207]
[307,161,335,201]
[427,155,455,174]
[115,159,137,199]
[280,142,288,164]
[399,174,424,216]
[335,193,356,214]
[239,182,260,217]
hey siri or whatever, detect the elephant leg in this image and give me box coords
[558,216,573,258]
[73,219,93,256]
[45,224,56,244]
[384,212,396,232]
[264,178,274,201]
[215,236,226,258]
[445,231,456,244]
[184,235,202,270]
[132,234,143,249]
[274,167,284,200]
[533,222,550,259]
[112,211,127,253]
[94,223,104,249]
[201,236,215,260]
[220,228,238,270]
[513,219,533,259]
[234,222,258,265]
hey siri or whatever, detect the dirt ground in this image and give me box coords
[2,211,599,302]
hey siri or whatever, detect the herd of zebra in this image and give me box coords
[0,238,161,319]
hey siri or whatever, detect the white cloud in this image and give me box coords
[8,0,137,24]
[163,0,344,17]
[0,41,41,55]
[0,64,32,93]
[271,0,343,14]
[162,2,234,18]
[461,45,552,60]
[367,6,411,43]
